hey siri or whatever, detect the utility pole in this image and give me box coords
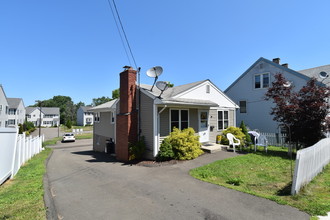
[35,100,42,137]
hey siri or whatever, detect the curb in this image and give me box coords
[43,150,58,220]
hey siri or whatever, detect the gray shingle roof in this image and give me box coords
[88,99,118,112]
[25,107,59,115]
[7,98,23,109]
[25,107,36,115]
[298,64,330,85]
[80,106,93,112]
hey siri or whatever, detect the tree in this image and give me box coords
[92,96,112,106]
[112,89,119,99]
[240,121,252,146]
[265,73,329,148]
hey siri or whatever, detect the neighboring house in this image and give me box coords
[76,106,94,126]
[26,107,60,127]
[88,100,118,152]
[90,67,238,161]
[0,85,9,127]
[7,98,26,127]
[225,57,329,133]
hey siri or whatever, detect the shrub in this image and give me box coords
[129,136,146,161]
[240,121,252,146]
[221,126,245,146]
[18,124,24,134]
[168,127,203,160]
[157,138,175,161]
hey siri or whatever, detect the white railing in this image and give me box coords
[291,138,330,195]
[0,128,44,185]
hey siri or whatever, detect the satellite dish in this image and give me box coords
[319,71,329,79]
[283,81,292,88]
[146,66,163,91]
[146,66,163,78]
[156,81,169,98]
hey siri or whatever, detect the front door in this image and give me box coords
[198,110,209,143]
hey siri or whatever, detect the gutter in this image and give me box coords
[154,105,167,157]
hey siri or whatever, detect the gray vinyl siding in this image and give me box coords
[93,112,115,152]
[159,108,169,136]
[209,108,235,143]
[189,109,198,132]
[140,93,154,154]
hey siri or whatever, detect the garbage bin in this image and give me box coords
[106,138,115,154]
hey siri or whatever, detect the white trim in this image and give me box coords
[169,108,189,132]
[198,109,210,143]
[153,100,158,157]
[217,110,229,131]
[254,72,270,89]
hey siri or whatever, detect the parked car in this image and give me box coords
[62,133,75,142]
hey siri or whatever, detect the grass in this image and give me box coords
[75,133,93,140]
[190,146,330,216]
[62,125,93,132]
[0,148,52,220]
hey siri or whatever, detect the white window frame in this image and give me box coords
[254,73,270,89]
[169,109,189,132]
[94,112,100,123]
[217,110,229,131]
[110,111,115,124]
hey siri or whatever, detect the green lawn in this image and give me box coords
[62,125,93,132]
[190,146,330,216]
[0,148,52,220]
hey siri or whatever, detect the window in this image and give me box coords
[110,111,115,124]
[170,109,189,131]
[254,73,270,89]
[218,110,229,130]
[94,113,100,122]
[206,85,210,93]
[8,119,15,125]
[239,101,247,113]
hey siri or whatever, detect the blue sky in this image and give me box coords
[1,1,329,106]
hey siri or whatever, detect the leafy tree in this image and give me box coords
[66,119,72,129]
[265,73,329,148]
[112,89,119,99]
[92,96,112,106]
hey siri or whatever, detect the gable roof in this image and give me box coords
[298,64,330,85]
[80,106,93,112]
[26,107,37,115]
[140,79,238,107]
[224,57,312,93]
[7,98,23,109]
[88,99,118,112]
[25,107,59,115]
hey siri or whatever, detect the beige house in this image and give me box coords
[90,68,238,161]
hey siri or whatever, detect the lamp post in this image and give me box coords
[35,100,42,137]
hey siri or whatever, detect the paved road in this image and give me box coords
[45,139,309,220]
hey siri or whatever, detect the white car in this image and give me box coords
[62,133,75,142]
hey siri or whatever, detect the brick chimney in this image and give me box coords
[282,63,289,68]
[115,67,138,162]
[272,58,280,64]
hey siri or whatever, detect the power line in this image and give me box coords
[107,0,138,70]
[106,0,132,67]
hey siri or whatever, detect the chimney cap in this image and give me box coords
[282,63,289,68]
[123,66,133,70]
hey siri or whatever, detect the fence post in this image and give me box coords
[10,128,19,179]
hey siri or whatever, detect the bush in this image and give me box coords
[221,126,245,146]
[129,136,146,161]
[18,124,24,134]
[169,127,203,160]
[157,138,175,161]
[240,121,252,146]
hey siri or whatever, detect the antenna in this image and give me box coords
[146,66,163,91]
[156,81,169,98]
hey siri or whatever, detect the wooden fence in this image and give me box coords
[291,138,330,195]
[0,128,44,185]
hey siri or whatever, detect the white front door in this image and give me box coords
[198,110,209,143]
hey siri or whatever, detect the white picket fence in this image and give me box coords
[291,138,330,195]
[259,132,287,146]
[0,127,44,185]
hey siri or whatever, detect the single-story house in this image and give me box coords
[89,67,238,161]
[225,57,329,133]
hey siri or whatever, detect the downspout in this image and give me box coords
[154,105,167,157]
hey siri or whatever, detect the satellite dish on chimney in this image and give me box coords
[146,66,163,91]
[319,71,329,79]
[156,81,169,99]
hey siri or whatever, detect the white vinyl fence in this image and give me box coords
[259,132,287,146]
[0,127,44,185]
[291,138,330,195]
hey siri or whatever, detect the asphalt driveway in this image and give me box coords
[45,139,309,220]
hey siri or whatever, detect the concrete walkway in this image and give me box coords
[44,139,309,220]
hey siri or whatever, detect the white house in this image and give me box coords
[26,107,60,127]
[77,106,94,126]
[7,98,26,127]
[225,57,330,133]
[0,85,9,127]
